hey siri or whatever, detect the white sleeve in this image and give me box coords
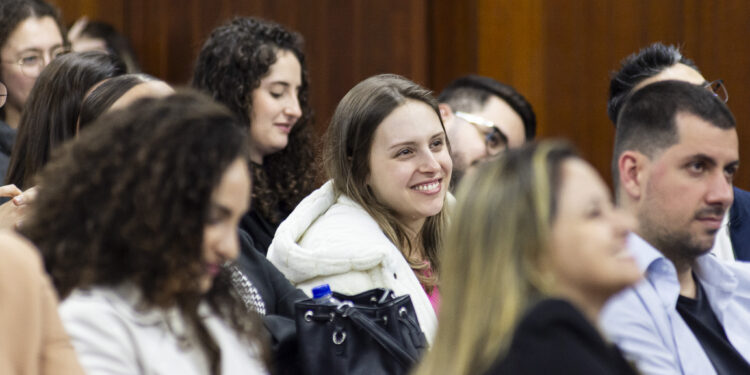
[59,298,141,375]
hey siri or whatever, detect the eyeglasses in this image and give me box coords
[0,83,6,107]
[455,111,509,156]
[1,46,71,78]
[704,79,728,103]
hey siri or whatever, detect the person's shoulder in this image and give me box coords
[0,231,43,279]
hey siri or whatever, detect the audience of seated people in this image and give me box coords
[22,92,269,374]
[602,80,750,374]
[0,51,125,229]
[2,1,750,375]
[607,42,750,262]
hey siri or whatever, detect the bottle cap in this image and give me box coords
[312,284,332,299]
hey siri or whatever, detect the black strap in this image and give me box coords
[342,306,418,367]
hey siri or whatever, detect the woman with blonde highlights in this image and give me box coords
[268,74,452,343]
[413,141,640,374]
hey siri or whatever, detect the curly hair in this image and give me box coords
[5,51,126,188]
[192,17,317,225]
[21,91,268,372]
[0,0,67,120]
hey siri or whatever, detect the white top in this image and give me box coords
[268,180,438,344]
[59,284,267,375]
[710,211,735,262]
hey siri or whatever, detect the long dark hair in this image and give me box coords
[192,16,317,224]
[0,0,67,120]
[22,91,268,373]
[78,73,161,130]
[5,51,126,188]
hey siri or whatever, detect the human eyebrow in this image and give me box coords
[388,141,416,152]
[17,47,43,54]
[725,160,740,173]
[208,203,232,221]
[684,154,717,167]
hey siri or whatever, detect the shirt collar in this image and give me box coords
[627,232,738,310]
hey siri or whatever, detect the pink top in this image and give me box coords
[420,263,440,315]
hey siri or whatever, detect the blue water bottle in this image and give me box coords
[311,284,340,306]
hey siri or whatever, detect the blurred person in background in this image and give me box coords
[414,141,640,375]
[23,92,269,374]
[68,17,141,73]
[0,51,124,230]
[437,74,535,187]
[0,0,67,176]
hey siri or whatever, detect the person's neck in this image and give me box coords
[635,228,697,298]
[673,258,697,298]
[4,106,21,129]
[400,217,425,258]
[249,150,263,165]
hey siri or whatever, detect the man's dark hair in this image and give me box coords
[607,42,700,124]
[439,74,536,140]
[612,80,735,185]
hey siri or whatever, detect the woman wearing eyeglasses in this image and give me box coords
[0,0,67,130]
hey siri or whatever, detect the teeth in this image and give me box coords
[414,181,439,191]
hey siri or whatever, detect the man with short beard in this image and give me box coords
[601,80,750,375]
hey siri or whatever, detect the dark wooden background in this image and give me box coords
[51,0,750,189]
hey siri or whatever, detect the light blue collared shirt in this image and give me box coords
[601,233,750,375]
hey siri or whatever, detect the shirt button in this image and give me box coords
[393,273,398,279]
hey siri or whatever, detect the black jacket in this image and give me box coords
[487,299,638,375]
[236,228,306,317]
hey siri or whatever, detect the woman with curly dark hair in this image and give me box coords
[192,17,317,254]
[21,92,269,374]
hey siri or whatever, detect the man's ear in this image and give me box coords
[438,103,453,123]
[618,150,648,201]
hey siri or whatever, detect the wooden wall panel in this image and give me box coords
[51,0,429,135]
[462,0,750,189]
[46,0,750,189]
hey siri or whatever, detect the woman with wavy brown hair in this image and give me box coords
[21,92,268,374]
[192,17,316,254]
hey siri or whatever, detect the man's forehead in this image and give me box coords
[662,112,739,162]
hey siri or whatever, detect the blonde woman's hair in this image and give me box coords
[413,140,577,375]
[324,74,450,290]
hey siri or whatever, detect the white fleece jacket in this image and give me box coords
[267,180,438,344]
